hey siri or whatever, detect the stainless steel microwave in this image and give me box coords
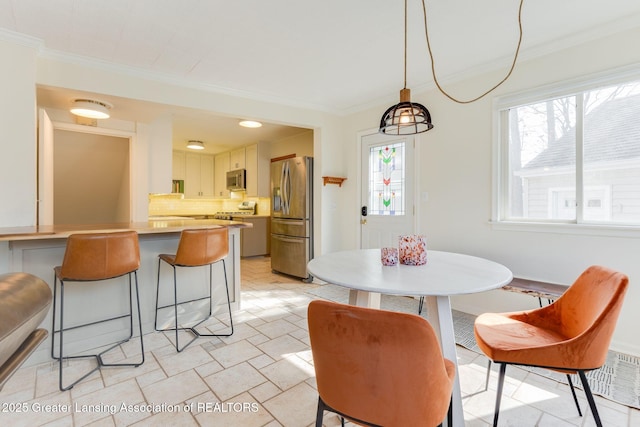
[226,169,246,191]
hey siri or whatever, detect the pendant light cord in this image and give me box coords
[421,0,525,104]
[403,0,408,89]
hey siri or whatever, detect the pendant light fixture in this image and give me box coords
[379,0,433,135]
[70,99,112,119]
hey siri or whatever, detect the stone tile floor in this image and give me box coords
[1,256,638,426]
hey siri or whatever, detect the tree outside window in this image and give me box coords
[501,80,640,225]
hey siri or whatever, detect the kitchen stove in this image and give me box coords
[213,200,257,220]
[213,211,254,220]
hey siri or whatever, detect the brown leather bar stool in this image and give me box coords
[51,231,145,391]
[154,227,234,352]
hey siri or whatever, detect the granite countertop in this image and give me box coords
[0,218,251,242]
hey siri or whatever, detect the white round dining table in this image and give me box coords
[307,249,513,427]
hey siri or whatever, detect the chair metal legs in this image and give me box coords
[578,370,602,427]
[155,258,234,352]
[315,396,382,427]
[315,395,452,427]
[51,272,145,391]
[490,363,602,427]
[566,374,582,417]
[485,359,492,391]
[493,363,507,427]
[315,396,325,427]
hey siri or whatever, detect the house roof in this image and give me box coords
[523,93,640,169]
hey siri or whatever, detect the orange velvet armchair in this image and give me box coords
[307,299,455,427]
[474,265,628,427]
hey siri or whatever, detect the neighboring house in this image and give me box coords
[515,93,640,222]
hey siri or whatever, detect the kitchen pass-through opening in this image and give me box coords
[53,130,130,225]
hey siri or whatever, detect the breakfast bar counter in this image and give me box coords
[0,219,251,365]
[0,218,250,241]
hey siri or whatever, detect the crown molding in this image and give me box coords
[38,48,335,115]
[4,10,640,118]
[0,27,43,49]
[340,12,640,116]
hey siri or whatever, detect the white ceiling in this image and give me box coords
[2,0,640,152]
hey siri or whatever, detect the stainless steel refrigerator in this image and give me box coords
[270,156,313,280]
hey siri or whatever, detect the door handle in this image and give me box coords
[360,219,367,225]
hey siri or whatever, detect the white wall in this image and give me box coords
[0,40,37,227]
[340,27,640,355]
[148,116,173,194]
[53,130,130,224]
[270,129,314,159]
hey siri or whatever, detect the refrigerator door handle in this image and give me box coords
[283,161,291,215]
[279,162,287,215]
[272,235,305,244]
[272,219,305,226]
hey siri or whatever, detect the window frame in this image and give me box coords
[491,64,640,237]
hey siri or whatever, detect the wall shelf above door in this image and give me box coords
[322,176,347,187]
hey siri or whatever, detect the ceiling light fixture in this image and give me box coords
[379,0,433,135]
[239,120,262,128]
[187,140,205,150]
[70,99,112,119]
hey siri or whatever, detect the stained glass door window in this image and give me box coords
[368,142,405,215]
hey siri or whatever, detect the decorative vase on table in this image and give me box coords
[398,235,427,265]
[381,247,399,266]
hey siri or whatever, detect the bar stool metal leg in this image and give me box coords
[51,271,145,391]
[155,258,234,352]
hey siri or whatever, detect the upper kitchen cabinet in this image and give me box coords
[214,152,230,198]
[184,153,215,198]
[230,147,246,170]
[245,142,270,197]
[173,151,186,180]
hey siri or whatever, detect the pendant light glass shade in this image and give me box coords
[70,99,112,119]
[379,89,433,135]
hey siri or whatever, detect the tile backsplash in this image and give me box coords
[149,194,271,217]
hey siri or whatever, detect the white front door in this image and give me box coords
[360,132,415,249]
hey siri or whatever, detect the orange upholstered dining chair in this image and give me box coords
[307,299,455,427]
[474,265,628,427]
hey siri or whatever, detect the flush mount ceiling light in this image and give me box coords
[187,140,205,150]
[379,0,433,135]
[239,120,262,128]
[70,99,112,119]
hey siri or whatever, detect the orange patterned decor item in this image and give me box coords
[398,235,427,265]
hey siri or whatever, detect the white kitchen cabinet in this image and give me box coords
[214,152,230,198]
[229,147,246,170]
[172,151,186,180]
[184,153,215,198]
[245,142,270,197]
